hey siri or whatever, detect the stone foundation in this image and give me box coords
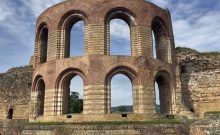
[0,120,190,135]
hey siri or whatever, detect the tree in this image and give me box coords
[118,106,127,112]
[69,92,83,113]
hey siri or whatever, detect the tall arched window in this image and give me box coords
[155,82,160,113]
[152,17,171,63]
[60,72,84,114]
[38,25,48,63]
[105,9,136,55]
[110,19,131,55]
[105,66,137,114]
[152,31,157,59]
[111,74,133,113]
[70,21,84,57]
[69,75,83,113]
[35,78,45,115]
[154,71,172,114]
[59,11,86,58]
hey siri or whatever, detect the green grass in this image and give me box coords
[175,47,198,54]
[25,121,66,126]
[198,52,220,57]
[205,111,220,114]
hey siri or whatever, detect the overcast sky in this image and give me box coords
[0,0,220,107]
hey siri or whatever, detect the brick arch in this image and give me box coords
[36,15,52,30]
[154,70,175,115]
[35,23,49,64]
[97,0,146,25]
[152,16,169,37]
[105,7,137,26]
[105,66,138,85]
[55,68,86,115]
[155,65,173,76]
[104,65,138,113]
[32,75,46,116]
[32,75,44,92]
[104,7,137,55]
[58,10,88,30]
[58,10,88,58]
[151,16,172,63]
[104,62,139,77]
[56,68,86,89]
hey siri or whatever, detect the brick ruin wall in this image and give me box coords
[176,50,220,117]
[0,66,32,120]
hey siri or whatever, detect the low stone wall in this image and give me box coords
[1,113,220,135]
[23,124,189,135]
[0,120,190,135]
[190,112,220,135]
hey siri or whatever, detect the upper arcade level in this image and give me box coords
[34,0,175,66]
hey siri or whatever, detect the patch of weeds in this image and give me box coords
[199,52,220,57]
[25,122,66,126]
[175,47,220,57]
[205,111,220,114]
[25,119,181,126]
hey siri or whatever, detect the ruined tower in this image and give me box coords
[30,0,176,122]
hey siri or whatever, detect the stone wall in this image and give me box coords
[0,66,32,120]
[190,112,220,135]
[0,121,190,135]
[176,47,220,117]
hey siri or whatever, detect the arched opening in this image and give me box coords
[105,9,136,55]
[6,105,13,119]
[60,72,84,114]
[155,82,160,113]
[152,31,157,59]
[69,75,83,113]
[111,74,133,113]
[105,66,137,114]
[154,71,172,114]
[152,17,171,63]
[59,11,86,58]
[70,21,84,57]
[38,25,48,63]
[110,19,131,55]
[36,79,45,116]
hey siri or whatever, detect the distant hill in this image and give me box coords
[156,104,160,113]
[111,105,160,113]
[111,105,133,113]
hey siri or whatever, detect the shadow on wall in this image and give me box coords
[180,62,195,113]
[6,106,13,119]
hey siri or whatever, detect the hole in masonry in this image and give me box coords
[122,114,127,117]
[67,115,72,118]
[166,115,174,119]
[190,108,195,113]
[28,82,32,88]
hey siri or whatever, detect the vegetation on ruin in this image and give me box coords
[69,92,83,113]
[205,111,220,114]
[176,47,220,57]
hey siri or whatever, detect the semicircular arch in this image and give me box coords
[55,68,86,115]
[105,7,137,27]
